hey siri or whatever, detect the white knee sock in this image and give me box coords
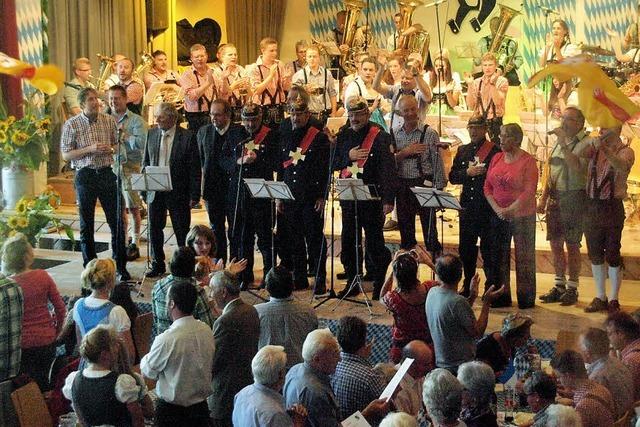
[591,264,607,300]
[608,266,622,301]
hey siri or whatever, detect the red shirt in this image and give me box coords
[383,281,436,344]
[621,338,640,400]
[13,269,66,348]
[484,151,538,217]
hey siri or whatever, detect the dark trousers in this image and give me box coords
[458,208,497,294]
[185,112,210,134]
[279,200,327,284]
[148,193,191,269]
[19,342,56,392]
[487,117,503,144]
[155,399,211,427]
[396,178,441,252]
[227,194,274,285]
[75,167,126,271]
[585,198,625,266]
[205,198,228,263]
[492,214,537,308]
[340,201,391,289]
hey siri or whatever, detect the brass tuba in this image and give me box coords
[133,52,154,81]
[488,4,521,73]
[340,0,367,74]
[94,54,115,92]
[397,0,430,61]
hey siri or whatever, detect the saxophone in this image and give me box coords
[488,4,521,73]
[339,0,367,74]
[397,0,430,61]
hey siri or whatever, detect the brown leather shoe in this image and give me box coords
[584,297,608,313]
[540,286,565,303]
[608,299,621,313]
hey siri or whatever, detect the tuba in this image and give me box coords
[397,0,430,61]
[133,52,153,81]
[94,54,115,92]
[340,0,367,74]
[488,4,521,73]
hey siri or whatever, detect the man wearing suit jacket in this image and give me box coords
[197,99,244,263]
[208,271,260,427]
[143,102,201,277]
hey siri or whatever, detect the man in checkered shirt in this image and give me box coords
[606,311,640,400]
[0,274,23,382]
[61,87,130,281]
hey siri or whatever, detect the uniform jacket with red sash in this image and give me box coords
[277,122,330,202]
[334,122,397,205]
[449,138,500,210]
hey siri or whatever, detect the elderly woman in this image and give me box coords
[476,313,533,379]
[73,258,135,363]
[545,404,583,427]
[484,123,538,309]
[1,233,66,391]
[422,368,465,427]
[380,247,435,363]
[523,371,557,427]
[457,361,498,427]
[63,325,148,427]
[380,412,418,427]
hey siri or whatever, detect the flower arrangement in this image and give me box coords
[0,186,73,247]
[0,92,50,171]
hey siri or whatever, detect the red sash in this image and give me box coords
[282,127,319,168]
[340,126,380,178]
[475,139,495,164]
[243,125,270,155]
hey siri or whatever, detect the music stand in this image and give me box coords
[130,166,173,297]
[411,188,462,260]
[243,179,295,302]
[332,179,379,316]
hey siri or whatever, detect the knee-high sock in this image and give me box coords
[608,265,622,301]
[592,263,607,300]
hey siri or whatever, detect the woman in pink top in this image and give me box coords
[1,233,66,391]
[484,123,538,309]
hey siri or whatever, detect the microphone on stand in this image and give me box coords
[424,0,448,7]
[535,4,560,15]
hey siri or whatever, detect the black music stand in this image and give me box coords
[332,178,379,316]
[244,178,294,302]
[411,188,462,259]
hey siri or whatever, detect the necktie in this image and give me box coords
[160,131,170,166]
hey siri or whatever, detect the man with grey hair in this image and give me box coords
[233,345,308,426]
[545,404,583,427]
[579,327,633,418]
[457,361,498,426]
[422,368,464,426]
[208,271,260,426]
[142,102,201,277]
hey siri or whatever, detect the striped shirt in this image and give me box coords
[0,275,23,381]
[60,112,117,170]
[393,124,446,188]
[179,66,218,113]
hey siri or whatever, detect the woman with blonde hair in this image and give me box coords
[62,325,149,427]
[73,258,135,363]
[1,232,66,391]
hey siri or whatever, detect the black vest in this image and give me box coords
[72,371,131,427]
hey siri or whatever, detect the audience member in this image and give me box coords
[476,312,533,378]
[545,404,583,427]
[254,266,318,368]
[63,325,147,427]
[394,340,435,418]
[523,371,557,427]
[422,368,465,427]
[551,350,615,427]
[151,247,215,335]
[208,270,260,426]
[141,280,215,427]
[2,233,65,390]
[74,259,134,365]
[425,254,503,373]
[579,327,633,418]
[379,412,418,427]
[380,248,435,363]
[332,316,386,420]
[284,328,389,426]
[605,311,640,399]
[232,345,307,427]
[0,273,23,382]
[457,361,498,427]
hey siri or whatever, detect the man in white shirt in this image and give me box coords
[393,340,435,417]
[141,279,215,427]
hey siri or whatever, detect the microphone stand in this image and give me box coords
[114,127,137,289]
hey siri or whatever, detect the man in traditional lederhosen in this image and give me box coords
[180,43,220,132]
[292,45,338,127]
[250,38,290,129]
[334,96,397,300]
[221,103,278,288]
[198,99,246,263]
[537,107,591,307]
[449,115,500,297]
[115,58,144,116]
[466,52,509,143]
[276,97,330,294]
[214,44,252,124]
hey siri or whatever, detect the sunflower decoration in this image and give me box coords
[14,198,28,214]
[11,131,29,147]
[0,129,6,143]
[15,217,28,229]
[6,216,19,228]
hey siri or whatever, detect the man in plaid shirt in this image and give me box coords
[606,311,640,400]
[0,274,23,381]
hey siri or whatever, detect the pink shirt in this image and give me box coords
[250,59,287,105]
[13,269,66,348]
[179,66,220,112]
[573,380,616,427]
[467,75,509,119]
[484,151,538,217]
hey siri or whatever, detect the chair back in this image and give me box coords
[133,312,153,362]
[11,381,53,427]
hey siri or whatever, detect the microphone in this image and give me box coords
[547,128,560,135]
[535,4,560,15]
[424,0,448,7]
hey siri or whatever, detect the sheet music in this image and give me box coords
[131,166,172,191]
[341,411,372,427]
[379,358,414,401]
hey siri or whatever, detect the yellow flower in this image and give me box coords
[7,216,19,228]
[3,145,14,154]
[11,131,29,146]
[37,118,51,130]
[0,121,8,132]
[7,230,16,237]
[0,129,7,144]
[49,195,60,208]
[27,200,36,209]
[16,217,28,228]
[6,116,15,125]
[15,199,28,214]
